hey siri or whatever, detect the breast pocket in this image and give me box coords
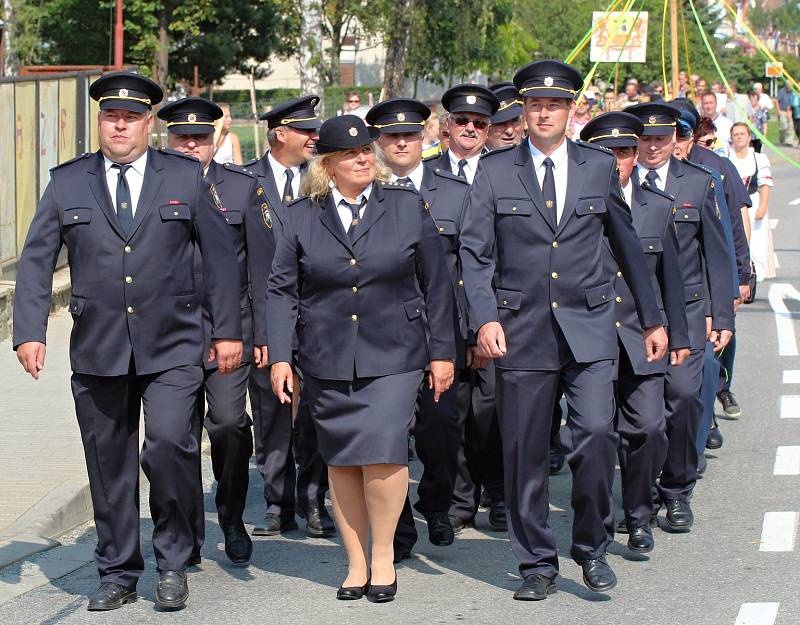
[434,219,457,236]
[641,237,663,254]
[62,208,93,227]
[585,281,613,308]
[159,204,191,222]
[575,198,607,217]
[497,199,534,216]
[674,207,699,225]
[222,210,243,227]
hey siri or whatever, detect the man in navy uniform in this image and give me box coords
[487,82,525,150]
[459,60,667,599]
[158,97,275,565]
[424,84,499,183]
[627,102,734,531]
[13,72,242,611]
[580,112,691,553]
[245,96,334,537]
[367,98,478,556]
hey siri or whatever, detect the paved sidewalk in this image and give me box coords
[0,310,91,566]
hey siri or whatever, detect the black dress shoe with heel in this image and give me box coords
[155,570,189,610]
[336,579,370,600]
[579,556,617,592]
[87,582,137,611]
[299,506,336,537]
[513,574,556,601]
[664,498,693,532]
[627,525,655,553]
[706,424,724,449]
[221,523,253,564]
[366,574,397,603]
[448,514,474,534]
[426,512,455,546]
[252,513,298,536]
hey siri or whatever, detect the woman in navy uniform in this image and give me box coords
[267,115,455,602]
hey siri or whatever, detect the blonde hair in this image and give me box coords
[300,147,391,201]
[213,103,232,149]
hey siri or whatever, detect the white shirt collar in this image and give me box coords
[621,178,633,208]
[527,137,569,170]
[447,150,482,183]
[103,149,148,175]
[391,161,425,192]
[331,182,373,208]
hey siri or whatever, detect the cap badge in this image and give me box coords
[544,77,554,87]
[187,113,197,123]
[397,113,406,122]
[611,128,620,137]
[119,88,128,97]
[649,115,658,124]
[466,95,477,104]
[348,127,358,137]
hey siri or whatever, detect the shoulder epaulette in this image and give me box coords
[380,180,419,193]
[479,145,514,159]
[222,162,255,178]
[286,195,310,208]
[51,152,92,171]
[422,153,442,163]
[576,140,614,156]
[682,159,713,176]
[242,157,260,168]
[158,146,198,162]
[640,181,675,203]
[431,167,470,185]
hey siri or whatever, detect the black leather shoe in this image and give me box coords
[252,513,298,536]
[579,556,617,592]
[366,573,397,603]
[549,446,566,475]
[87,582,137,611]
[221,523,253,564]
[155,570,188,610]
[706,426,724,450]
[300,506,336,537]
[448,514,474,534]
[717,390,741,417]
[627,525,654,553]
[513,574,557,601]
[664,498,694,532]
[479,488,493,510]
[489,501,508,531]
[697,453,708,475]
[426,512,455,546]
[337,579,369,600]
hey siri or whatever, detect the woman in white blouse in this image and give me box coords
[728,122,777,281]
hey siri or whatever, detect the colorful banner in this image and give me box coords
[15,82,37,253]
[0,84,16,265]
[590,11,649,63]
[39,81,59,196]
[58,78,77,164]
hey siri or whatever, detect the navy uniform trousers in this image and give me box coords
[246,152,328,518]
[13,148,242,589]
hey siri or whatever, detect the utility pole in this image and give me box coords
[670,0,679,98]
[114,0,124,69]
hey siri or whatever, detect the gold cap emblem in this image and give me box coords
[119,88,128,97]
[649,115,658,124]
[187,113,197,123]
[466,95,477,104]
[348,127,358,137]
[544,77,554,87]
[611,128,620,137]
[397,113,406,122]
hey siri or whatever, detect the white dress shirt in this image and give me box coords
[332,183,373,232]
[636,160,670,192]
[390,161,425,191]
[527,138,569,224]
[622,178,633,210]
[268,152,301,199]
[104,150,148,216]
[447,151,481,184]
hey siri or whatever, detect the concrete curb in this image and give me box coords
[0,266,71,343]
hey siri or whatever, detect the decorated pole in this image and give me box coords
[114,0,124,69]
[670,0,679,97]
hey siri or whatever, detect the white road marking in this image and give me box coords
[768,284,800,356]
[782,370,800,384]
[773,447,800,475]
[759,511,797,551]
[789,198,800,206]
[769,218,779,230]
[780,395,800,419]
[734,602,779,625]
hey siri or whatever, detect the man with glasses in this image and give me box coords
[340,90,368,119]
[423,84,498,184]
[244,96,335,539]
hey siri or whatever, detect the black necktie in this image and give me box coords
[283,169,295,203]
[456,159,468,180]
[112,163,134,234]
[645,169,659,189]
[541,157,557,223]
[343,197,366,239]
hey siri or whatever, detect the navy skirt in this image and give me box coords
[304,370,424,466]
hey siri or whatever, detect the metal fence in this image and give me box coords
[0,70,102,279]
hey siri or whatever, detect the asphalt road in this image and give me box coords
[0,153,798,625]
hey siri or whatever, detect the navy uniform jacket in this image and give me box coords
[243,151,305,347]
[194,160,275,369]
[13,147,242,376]
[459,141,663,370]
[663,157,735,348]
[267,182,455,381]
[689,145,751,287]
[609,176,690,375]
[422,149,452,175]
[420,166,470,369]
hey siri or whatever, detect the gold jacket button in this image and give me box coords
[351,314,358,321]
[73,215,79,220]
[615,321,622,327]
[552,241,559,248]
[125,276,133,284]
[127,306,134,314]
[352,286,358,293]
[124,245,132,253]
[615,296,622,303]
[551,272,558,279]
[617,271,623,278]
[458,279,464,286]
[349,259,356,266]
[502,300,508,305]
[173,211,179,216]
[512,206,517,212]
[551,301,559,309]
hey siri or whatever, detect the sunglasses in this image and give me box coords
[698,137,716,147]
[453,116,489,130]
[347,99,360,104]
